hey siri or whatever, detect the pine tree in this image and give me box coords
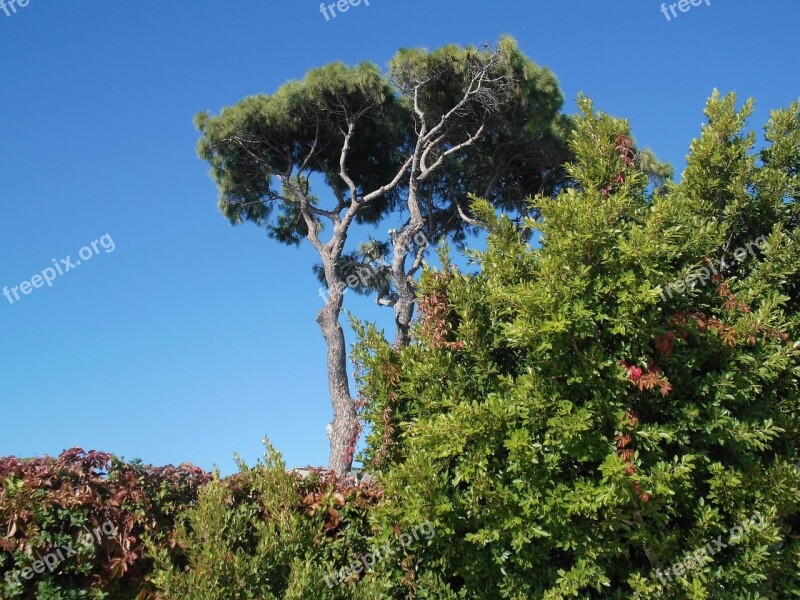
[195,39,571,474]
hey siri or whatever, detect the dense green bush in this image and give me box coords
[354,93,800,599]
[149,441,424,600]
[0,448,210,599]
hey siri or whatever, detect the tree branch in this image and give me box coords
[420,123,486,181]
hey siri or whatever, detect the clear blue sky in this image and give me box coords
[1,0,798,474]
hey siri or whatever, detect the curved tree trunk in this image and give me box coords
[317,279,356,477]
[391,182,423,349]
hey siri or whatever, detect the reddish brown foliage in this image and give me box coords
[620,360,672,397]
[294,471,383,537]
[418,274,466,351]
[0,448,211,596]
[616,410,650,503]
[601,134,637,197]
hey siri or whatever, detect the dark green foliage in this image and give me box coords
[196,37,576,290]
[195,60,408,239]
[387,37,576,241]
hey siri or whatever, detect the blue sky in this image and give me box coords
[1,0,798,474]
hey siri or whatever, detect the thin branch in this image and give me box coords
[454,194,482,228]
[408,239,428,277]
[420,123,486,181]
[339,121,360,206]
[361,155,414,204]
[420,132,448,173]
[282,175,325,254]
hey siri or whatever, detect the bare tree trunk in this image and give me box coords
[391,181,424,348]
[390,230,420,347]
[392,285,416,348]
[287,170,359,477]
[317,279,356,476]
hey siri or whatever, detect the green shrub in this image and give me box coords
[150,441,404,600]
[354,93,800,599]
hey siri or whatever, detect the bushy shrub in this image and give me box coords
[354,93,800,599]
[150,441,410,600]
[0,448,210,599]
[0,445,428,600]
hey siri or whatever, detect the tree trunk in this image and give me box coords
[391,247,417,348]
[317,283,357,477]
[391,182,423,348]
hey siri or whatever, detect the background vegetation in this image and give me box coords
[2,52,798,600]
